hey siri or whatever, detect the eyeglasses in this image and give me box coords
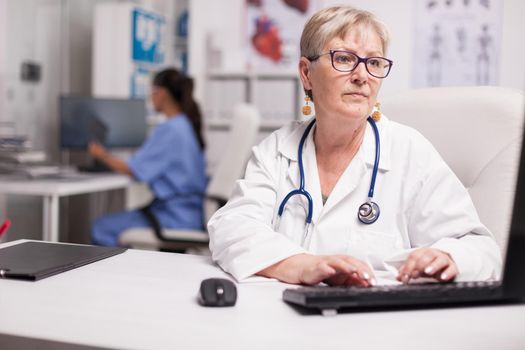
[308,50,393,79]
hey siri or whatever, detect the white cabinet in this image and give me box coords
[202,72,303,177]
[204,72,302,130]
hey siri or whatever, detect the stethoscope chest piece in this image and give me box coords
[358,201,380,224]
[277,116,382,234]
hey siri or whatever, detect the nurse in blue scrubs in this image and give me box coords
[88,68,207,247]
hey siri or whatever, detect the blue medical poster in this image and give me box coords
[132,8,165,63]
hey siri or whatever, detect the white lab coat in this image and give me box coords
[208,115,502,283]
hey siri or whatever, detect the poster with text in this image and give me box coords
[413,0,502,87]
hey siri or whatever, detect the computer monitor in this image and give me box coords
[59,96,147,149]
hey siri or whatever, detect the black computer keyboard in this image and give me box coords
[283,281,502,312]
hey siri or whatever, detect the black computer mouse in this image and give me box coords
[198,278,237,307]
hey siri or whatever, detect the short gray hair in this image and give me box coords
[300,6,390,59]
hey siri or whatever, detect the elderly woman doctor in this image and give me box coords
[208,6,501,286]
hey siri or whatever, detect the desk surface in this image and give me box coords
[1,240,524,350]
[0,173,131,197]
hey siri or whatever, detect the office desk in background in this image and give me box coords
[0,240,524,350]
[0,174,132,242]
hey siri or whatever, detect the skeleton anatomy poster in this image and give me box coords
[414,0,502,87]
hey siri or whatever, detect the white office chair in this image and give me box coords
[119,103,261,252]
[381,86,524,253]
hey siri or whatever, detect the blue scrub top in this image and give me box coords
[128,114,207,229]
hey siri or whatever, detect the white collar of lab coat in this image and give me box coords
[278,115,392,172]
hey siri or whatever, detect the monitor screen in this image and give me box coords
[59,96,147,149]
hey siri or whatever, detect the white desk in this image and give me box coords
[0,174,132,242]
[0,240,524,350]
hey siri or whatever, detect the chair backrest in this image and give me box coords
[204,103,261,222]
[381,86,524,252]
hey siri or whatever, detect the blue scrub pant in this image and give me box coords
[91,209,150,247]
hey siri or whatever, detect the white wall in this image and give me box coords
[188,0,245,102]
[189,0,525,104]
[0,0,7,127]
[499,0,525,90]
[323,0,414,98]
[1,0,63,158]
[1,0,523,241]
[0,0,180,157]
[0,0,7,226]
[0,0,182,242]
[328,0,525,95]
[189,0,525,179]
[0,0,64,241]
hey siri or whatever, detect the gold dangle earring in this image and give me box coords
[372,101,382,122]
[302,95,312,116]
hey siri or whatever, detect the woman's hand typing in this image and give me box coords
[257,253,376,287]
[397,247,458,283]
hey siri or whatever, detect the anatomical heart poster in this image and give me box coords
[246,0,322,73]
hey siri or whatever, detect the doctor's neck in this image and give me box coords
[314,117,367,155]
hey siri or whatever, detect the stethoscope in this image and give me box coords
[276,116,381,237]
